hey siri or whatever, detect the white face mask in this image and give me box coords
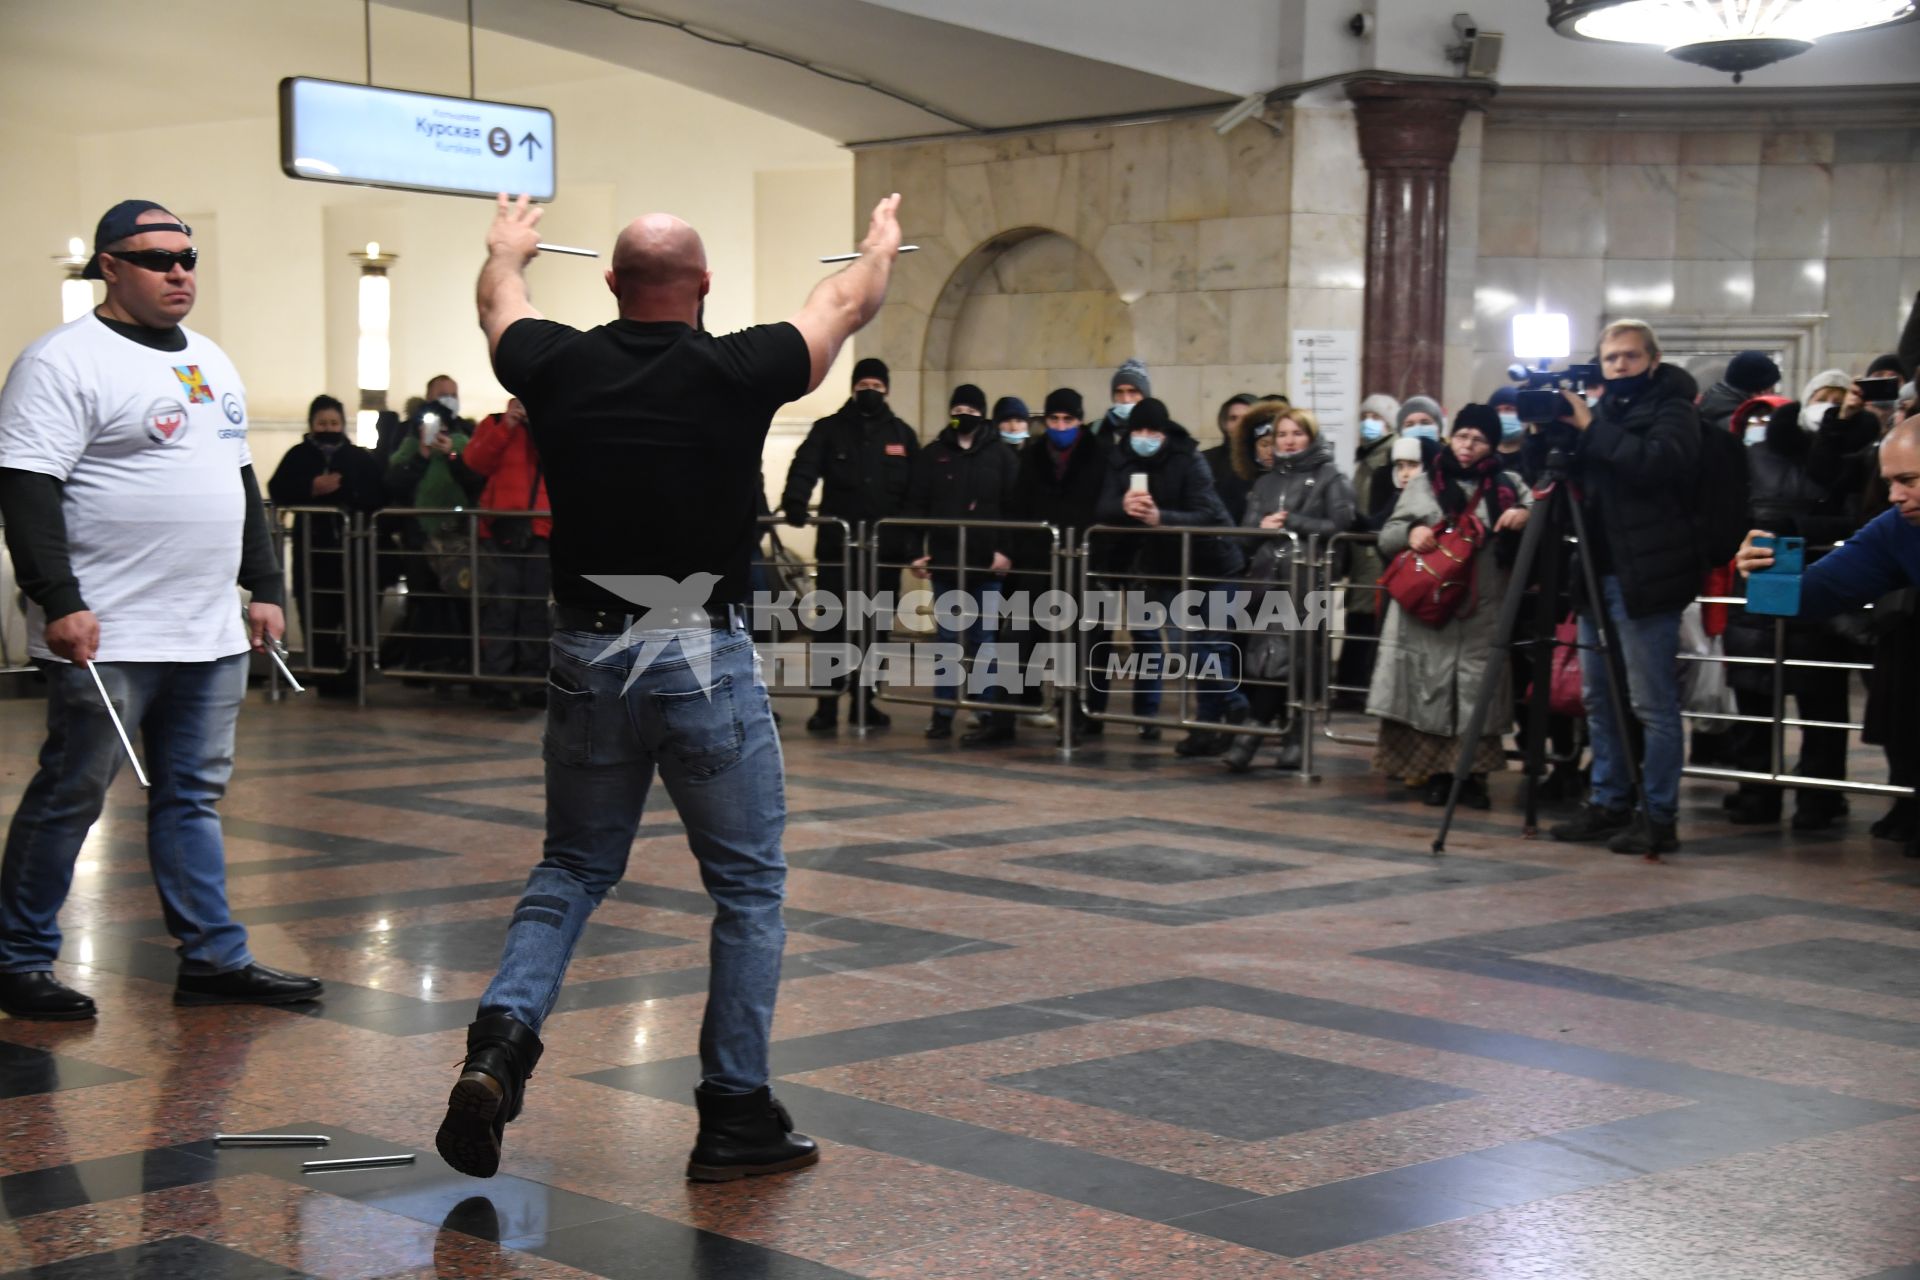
[1805,401,1836,430]
[438,394,460,418]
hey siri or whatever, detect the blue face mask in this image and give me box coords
[1110,401,1135,423]
[1404,422,1440,443]
[1359,416,1386,442]
[1045,424,1080,449]
[1744,421,1769,446]
[1497,411,1523,442]
[1129,434,1163,458]
[1000,428,1029,445]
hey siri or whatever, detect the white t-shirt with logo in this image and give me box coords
[0,315,253,663]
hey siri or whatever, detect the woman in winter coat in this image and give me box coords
[1223,407,1355,771]
[1366,405,1532,808]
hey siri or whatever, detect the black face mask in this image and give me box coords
[1605,370,1652,400]
[853,388,887,416]
[310,432,344,453]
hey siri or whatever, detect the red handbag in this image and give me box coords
[1377,482,1488,627]
[1549,616,1585,718]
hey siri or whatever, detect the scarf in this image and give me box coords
[1428,447,1518,523]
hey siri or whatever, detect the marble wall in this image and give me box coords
[850,106,1368,437]
[1464,124,1920,406]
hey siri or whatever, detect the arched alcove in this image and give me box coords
[919,227,1134,427]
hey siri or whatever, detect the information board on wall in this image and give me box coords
[279,77,555,200]
[1289,329,1360,477]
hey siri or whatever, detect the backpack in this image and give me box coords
[1692,423,1750,568]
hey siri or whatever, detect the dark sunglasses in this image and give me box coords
[106,248,198,273]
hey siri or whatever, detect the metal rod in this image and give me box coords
[302,1154,416,1172]
[268,643,306,694]
[85,661,148,790]
[467,0,476,100]
[536,242,599,258]
[216,1134,330,1146]
[819,245,919,263]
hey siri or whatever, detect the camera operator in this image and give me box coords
[1542,320,1704,855]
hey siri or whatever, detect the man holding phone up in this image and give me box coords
[0,200,323,1019]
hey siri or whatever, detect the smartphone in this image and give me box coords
[418,415,440,443]
[1128,473,1149,494]
[1856,376,1901,403]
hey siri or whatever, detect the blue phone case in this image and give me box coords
[1745,535,1804,616]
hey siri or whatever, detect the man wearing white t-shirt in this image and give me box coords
[0,200,322,1020]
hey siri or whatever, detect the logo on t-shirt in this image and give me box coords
[171,365,214,404]
[145,397,190,445]
[221,392,244,425]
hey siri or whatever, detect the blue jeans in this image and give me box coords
[0,655,253,975]
[1579,576,1684,824]
[479,626,786,1094]
[1174,585,1250,724]
[929,574,1007,725]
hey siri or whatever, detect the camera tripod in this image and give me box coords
[1430,445,1658,854]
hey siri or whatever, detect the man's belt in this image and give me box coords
[552,604,745,634]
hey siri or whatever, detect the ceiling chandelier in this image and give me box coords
[1548,0,1920,81]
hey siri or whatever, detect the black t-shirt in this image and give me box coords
[493,316,810,611]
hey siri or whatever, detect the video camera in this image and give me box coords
[1507,362,1601,424]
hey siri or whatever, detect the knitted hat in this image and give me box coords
[949,383,987,414]
[1127,397,1172,434]
[1111,358,1151,397]
[1725,350,1782,393]
[1397,395,1445,432]
[1390,436,1424,464]
[1867,353,1906,378]
[1043,387,1084,419]
[991,395,1030,424]
[1450,403,1500,444]
[1487,385,1519,410]
[1800,368,1852,404]
[1359,393,1400,423]
[851,357,890,389]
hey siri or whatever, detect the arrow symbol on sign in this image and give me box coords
[518,132,543,160]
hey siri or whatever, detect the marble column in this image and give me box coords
[1346,78,1495,401]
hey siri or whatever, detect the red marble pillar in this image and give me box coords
[1346,78,1495,402]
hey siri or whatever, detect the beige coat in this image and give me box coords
[1365,471,1531,738]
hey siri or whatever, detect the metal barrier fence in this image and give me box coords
[866,517,1071,746]
[99,502,1909,801]
[1077,524,1315,776]
[754,513,864,727]
[1310,529,1911,802]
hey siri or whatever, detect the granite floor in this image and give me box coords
[0,678,1915,1279]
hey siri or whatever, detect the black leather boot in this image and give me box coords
[685,1084,819,1182]
[435,1014,543,1179]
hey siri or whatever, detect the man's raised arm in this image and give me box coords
[788,194,903,394]
[477,193,547,359]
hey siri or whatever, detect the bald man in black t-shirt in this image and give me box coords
[433,193,904,1184]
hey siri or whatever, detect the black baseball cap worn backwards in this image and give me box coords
[82,199,193,280]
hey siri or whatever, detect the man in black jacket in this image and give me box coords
[906,384,1019,743]
[1095,398,1247,745]
[1202,393,1259,524]
[780,356,916,731]
[1547,320,1704,855]
[1006,388,1106,732]
[268,394,384,692]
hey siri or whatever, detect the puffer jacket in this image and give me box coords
[1571,362,1705,618]
[903,421,1019,570]
[1697,380,1752,436]
[1094,414,1243,581]
[1236,435,1355,583]
[1346,432,1399,613]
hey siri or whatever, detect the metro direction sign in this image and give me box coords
[279,77,556,201]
